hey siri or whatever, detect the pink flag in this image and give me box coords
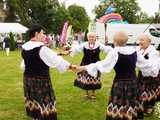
[60,21,69,45]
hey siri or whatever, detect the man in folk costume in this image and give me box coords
[21,24,77,120]
[78,31,159,120]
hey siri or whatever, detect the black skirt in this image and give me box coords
[74,70,101,90]
[106,79,143,120]
[23,74,57,120]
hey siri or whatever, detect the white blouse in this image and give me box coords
[136,45,159,60]
[20,41,70,73]
[86,46,159,78]
[136,45,160,72]
[69,41,113,57]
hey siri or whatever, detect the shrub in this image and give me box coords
[9,32,16,51]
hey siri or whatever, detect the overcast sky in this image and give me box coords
[58,0,159,19]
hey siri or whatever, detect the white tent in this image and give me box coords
[0,23,28,33]
[96,23,160,45]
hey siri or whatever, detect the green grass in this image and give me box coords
[0,50,159,120]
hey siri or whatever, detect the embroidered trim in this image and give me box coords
[25,98,56,116]
[107,103,143,120]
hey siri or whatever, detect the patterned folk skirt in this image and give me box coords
[137,71,157,111]
[23,74,57,120]
[106,79,143,120]
[74,70,101,90]
[155,71,160,101]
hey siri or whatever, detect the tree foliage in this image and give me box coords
[27,0,59,33]
[6,0,60,33]
[9,32,16,51]
[3,0,90,34]
[68,5,90,33]
[53,4,72,35]
[4,0,17,22]
[5,0,33,25]
[136,12,154,23]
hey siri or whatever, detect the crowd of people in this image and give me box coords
[20,24,160,120]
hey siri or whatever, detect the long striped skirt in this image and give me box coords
[106,79,143,120]
[23,74,57,120]
[74,70,101,90]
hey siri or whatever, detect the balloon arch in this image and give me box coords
[97,13,123,23]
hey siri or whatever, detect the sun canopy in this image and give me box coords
[0,23,28,33]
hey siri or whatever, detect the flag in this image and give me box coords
[60,21,69,45]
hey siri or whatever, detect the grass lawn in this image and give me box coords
[0,49,159,120]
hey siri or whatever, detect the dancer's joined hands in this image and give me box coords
[69,64,86,73]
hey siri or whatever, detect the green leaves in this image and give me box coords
[4,0,90,34]
[68,5,90,33]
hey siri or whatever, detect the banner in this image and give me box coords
[60,21,69,45]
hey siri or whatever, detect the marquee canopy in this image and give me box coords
[0,23,28,33]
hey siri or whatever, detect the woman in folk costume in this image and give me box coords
[136,34,159,114]
[79,31,159,120]
[21,24,76,120]
[63,32,112,99]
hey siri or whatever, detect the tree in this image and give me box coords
[3,1,14,22]
[94,0,140,23]
[53,4,72,35]
[27,0,60,33]
[68,5,90,33]
[136,12,154,23]
[6,0,60,33]
[3,1,90,34]
[9,32,16,51]
[4,0,30,24]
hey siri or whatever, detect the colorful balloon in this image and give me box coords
[105,3,116,14]
[105,5,116,14]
